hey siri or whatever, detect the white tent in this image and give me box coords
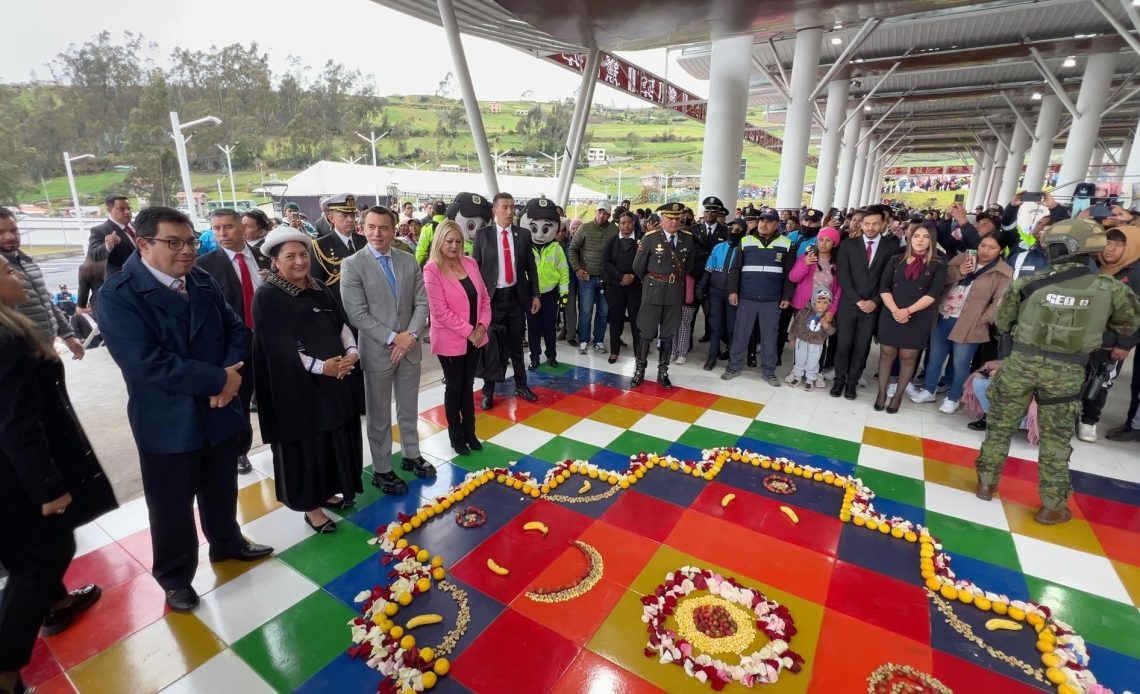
[282,161,605,202]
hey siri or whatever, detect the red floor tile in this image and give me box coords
[607,390,664,413]
[420,403,450,429]
[453,609,580,693]
[632,381,675,400]
[33,673,77,694]
[21,638,62,687]
[450,500,594,604]
[599,490,684,543]
[922,439,976,467]
[663,510,835,604]
[551,394,608,417]
[1090,521,1140,567]
[931,650,1043,693]
[116,521,207,572]
[1073,493,1140,533]
[809,609,933,694]
[552,648,667,694]
[664,387,719,408]
[485,395,546,422]
[573,383,624,404]
[512,570,626,647]
[530,385,571,406]
[690,481,844,557]
[1000,455,1041,485]
[825,560,931,645]
[577,520,661,589]
[43,572,168,669]
[62,542,147,593]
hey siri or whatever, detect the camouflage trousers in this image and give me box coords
[974,351,1084,510]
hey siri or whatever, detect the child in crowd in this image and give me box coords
[785,288,836,390]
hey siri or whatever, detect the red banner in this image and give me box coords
[886,167,908,175]
[945,166,971,174]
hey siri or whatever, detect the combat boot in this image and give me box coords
[630,339,651,388]
[1035,507,1073,525]
[657,339,674,389]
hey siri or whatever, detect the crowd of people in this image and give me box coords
[2,178,1140,692]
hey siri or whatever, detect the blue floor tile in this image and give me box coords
[512,455,555,478]
[633,464,706,508]
[942,552,1030,602]
[836,522,925,588]
[295,651,386,694]
[734,436,857,476]
[1086,642,1140,694]
[589,448,632,473]
[404,483,532,567]
[664,442,704,463]
[871,497,926,526]
[408,463,470,503]
[928,599,1052,691]
[716,458,846,518]
[347,493,433,537]
[1069,470,1140,506]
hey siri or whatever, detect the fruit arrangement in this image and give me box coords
[693,603,738,639]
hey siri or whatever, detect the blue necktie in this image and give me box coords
[378,254,397,297]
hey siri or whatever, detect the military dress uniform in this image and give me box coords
[975,220,1140,524]
[631,202,697,388]
[310,193,366,312]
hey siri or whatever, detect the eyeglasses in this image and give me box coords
[146,236,201,251]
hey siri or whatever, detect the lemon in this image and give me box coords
[619,479,630,489]
[397,591,413,606]
[853,516,866,527]
[389,625,404,640]
[416,578,432,593]
[939,585,958,601]
[410,517,422,529]
[416,549,431,563]
[904,531,918,543]
[588,468,599,479]
[419,646,435,663]
[1008,607,1026,621]
[1041,653,1061,668]
[529,487,540,498]
[890,526,905,539]
[925,577,942,591]
[433,658,451,676]
[1037,640,1054,653]
[865,519,879,531]
[395,539,409,550]
[384,602,399,617]
[421,672,438,689]
[974,596,992,612]
[1045,667,1066,685]
[432,567,446,580]
[958,590,974,605]
[400,634,416,650]
[402,522,413,533]
[431,556,444,568]
[992,601,1008,615]
[540,484,551,494]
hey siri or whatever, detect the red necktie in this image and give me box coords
[236,253,254,328]
[866,240,874,263]
[124,224,137,242]
[501,228,513,285]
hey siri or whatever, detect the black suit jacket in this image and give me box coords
[310,230,366,290]
[836,234,902,309]
[87,220,137,280]
[472,224,539,306]
[195,246,270,340]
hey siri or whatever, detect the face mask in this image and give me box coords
[729,232,743,246]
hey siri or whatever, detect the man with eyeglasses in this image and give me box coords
[99,206,273,614]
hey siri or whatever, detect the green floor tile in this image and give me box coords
[1026,575,1140,659]
[448,442,523,472]
[854,466,925,508]
[357,456,418,507]
[606,430,671,457]
[277,522,378,586]
[743,421,861,463]
[676,424,728,451]
[531,436,601,464]
[924,511,1021,572]
[232,590,358,692]
[536,360,574,375]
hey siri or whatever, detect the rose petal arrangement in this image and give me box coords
[344,447,1110,694]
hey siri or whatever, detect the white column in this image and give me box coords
[1115,137,1132,183]
[998,122,1032,204]
[860,137,879,206]
[776,27,824,211]
[972,143,996,209]
[986,135,1009,207]
[966,153,985,210]
[556,49,600,206]
[848,124,871,208]
[699,29,755,210]
[834,110,861,211]
[1023,95,1062,193]
[1055,51,1116,200]
[437,0,498,195]
[811,79,851,211]
[1121,120,1140,206]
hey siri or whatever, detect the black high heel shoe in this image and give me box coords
[873,393,887,411]
[305,514,337,534]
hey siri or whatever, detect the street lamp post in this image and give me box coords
[216,142,238,206]
[63,151,94,252]
[216,178,225,209]
[608,166,632,203]
[355,129,391,167]
[261,179,289,216]
[539,151,562,180]
[170,111,222,229]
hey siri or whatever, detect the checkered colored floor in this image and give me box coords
[17,349,1140,693]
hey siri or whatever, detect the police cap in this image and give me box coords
[446,192,492,220]
[655,202,687,219]
[702,196,728,214]
[802,208,823,223]
[524,197,560,222]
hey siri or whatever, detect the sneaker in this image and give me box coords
[910,388,937,404]
[765,374,781,387]
[1106,424,1140,441]
[1077,422,1098,443]
[822,369,835,381]
[804,381,813,391]
[784,373,799,385]
[721,369,740,380]
[675,355,687,365]
[886,383,897,398]
[579,341,588,355]
[814,376,826,389]
[905,382,921,399]
[938,398,961,414]
[592,342,606,354]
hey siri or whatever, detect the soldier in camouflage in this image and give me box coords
[975,218,1140,524]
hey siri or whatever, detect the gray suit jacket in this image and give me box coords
[340,246,429,369]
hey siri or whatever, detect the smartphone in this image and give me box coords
[966,249,978,260]
[1088,204,1112,218]
[954,193,965,203]
[1021,192,1043,203]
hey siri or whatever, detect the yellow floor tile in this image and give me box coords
[651,400,706,423]
[1110,560,1140,606]
[710,396,763,419]
[587,404,646,430]
[922,458,976,494]
[68,613,223,693]
[473,412,515,438]
[523,408,582,434]
[1002,501,1106,556]
[191,542,267,595]
[235,478,284,525]
[392,419,445,444]
[864,427,924,456]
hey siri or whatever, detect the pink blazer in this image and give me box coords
[424,256,492,356]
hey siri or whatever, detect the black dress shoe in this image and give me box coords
[372,470,410,494]
[529,358,540,369]
[321,495,356,510]
[844,384,857,400]
[210,542,272,562]
[547,358,559,368]
[237,455,253,475]
[967,416,988,431]
[515,386,538,402]
[481,392,494,410]
[452,443,471,456]
[305,515,337,534]
[401,455,437,478]
[698,334,710,342]
[718,350,729,360]
[747,355,757,368]
[467,437,483,451]
[829,381,845,398]
[42,584,102,636]
[165,587,200,613]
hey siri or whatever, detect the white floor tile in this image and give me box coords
[1012,534,1132,605]
[856,444,926,480]
[754,393,819,427]
[489,423,556,455]
[237,468,268,490]
[73,522,115,558]
[248,449,276,478]
[195,558,318,644]
[239,506,316,555]
[419,429,459,462]
[629,413,692,442]
[95,494,153,540]
[693,410,754,436]
[162,649,275,694]
[560,419,626,448]
[924,482,1010,531]
[864,407,925,437]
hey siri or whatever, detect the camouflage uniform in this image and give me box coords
[976,261,1140,510]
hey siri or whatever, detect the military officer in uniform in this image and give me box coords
[631,202,698,389]
[974,219,1140,524]
[694,196,731,344]
[310,193,367,312]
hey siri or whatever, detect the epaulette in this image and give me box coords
[643,228,661,235]
[680,229,693,236]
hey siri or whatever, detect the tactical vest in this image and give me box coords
[738,235,790,301]
[1012,271,1115,356]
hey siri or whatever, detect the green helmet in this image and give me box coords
[1041,217,1107,257]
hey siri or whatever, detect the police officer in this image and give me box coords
[698,217,745,370]
[975,219,1140,525]
[310,193,366,310]
[694,196,730,344]
[631,202,697,389]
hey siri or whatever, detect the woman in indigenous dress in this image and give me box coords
[252,228,365,534]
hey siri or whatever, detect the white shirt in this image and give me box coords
[495,226,518,288]
[223,246,264,290]
[140,256,184,293]
[336,231,357,253]
[864,236,879,265]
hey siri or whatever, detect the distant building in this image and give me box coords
[587,147,607,164]
[487,102,501,114]
[438,164,462,172]
[640,173,700,189]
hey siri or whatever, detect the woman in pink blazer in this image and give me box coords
[423,220,491,455]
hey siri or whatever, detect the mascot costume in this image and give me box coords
[520,197,569,368]
[445,192,492,256]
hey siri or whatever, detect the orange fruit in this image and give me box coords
[957,590,974,605]
[400,634,416,650]
[1008,607,1026,621]
[992,601,1008,615]
[432,567,446,581]
[421,671,438,689]
[939,585,959,601]
[433,658,451,676]
[1045,667,1065,685]
[974,596,992,612]
[925,577,942,591]
[419,646,435,663]
[397,591,413,606]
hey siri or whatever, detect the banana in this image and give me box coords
[985,618,1024,631]
[523,521,549,535]
[405,613,444,630]
[779,506,799,524]
[578,480,592,494]
[721,493,736,508]
[486,558,510,576]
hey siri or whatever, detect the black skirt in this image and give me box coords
[270,417,364,512]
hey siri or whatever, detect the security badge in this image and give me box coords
[472,194,482,205]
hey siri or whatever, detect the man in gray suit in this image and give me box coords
[340,205,435,495]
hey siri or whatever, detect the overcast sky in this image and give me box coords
[7,0,708,107]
